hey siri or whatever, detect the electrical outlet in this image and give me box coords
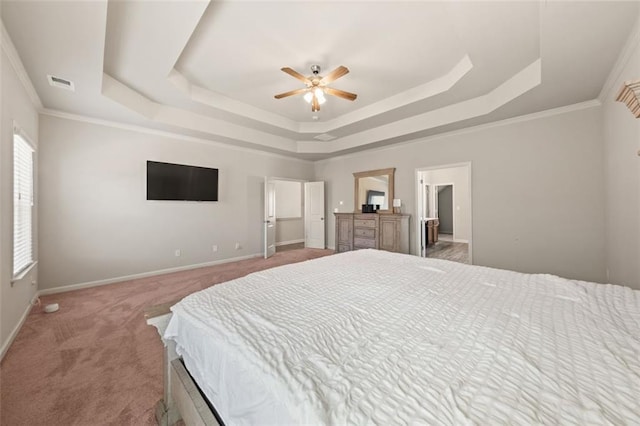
[212,245,218,253]
[31,279,36,286]
[174,249,181,257]
[235,242,241,250]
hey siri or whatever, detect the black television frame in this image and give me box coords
[146,160,219,202]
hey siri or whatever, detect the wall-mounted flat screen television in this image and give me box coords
[147,161,219,201]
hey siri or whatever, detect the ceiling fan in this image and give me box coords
[274,64,357,112]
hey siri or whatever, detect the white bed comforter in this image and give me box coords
[165,249,640,425]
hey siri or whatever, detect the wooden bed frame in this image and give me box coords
[145,302,221,426]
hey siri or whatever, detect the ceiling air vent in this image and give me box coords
[47,75,75,92]
[314,133,336,142]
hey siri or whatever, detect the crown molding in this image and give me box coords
[168,68,300,133]
[171,55,473,137]
[41,98,600,167]
[39,108,313,164]
[314,59,542,154]
[314,99,601,164]
[0,19,43,109]
[599,12,640,103]
[105,59,540,156]
[102,73,298,153]
[300,55,474,135]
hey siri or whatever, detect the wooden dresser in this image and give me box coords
[334,213,410,254]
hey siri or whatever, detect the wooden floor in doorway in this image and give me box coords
[276,242,305,252]
[427,240,469,264]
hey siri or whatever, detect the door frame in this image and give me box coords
[264,177,308,256]
[415,162,473,263]
[264,177,277,259]
[304,181,326,249]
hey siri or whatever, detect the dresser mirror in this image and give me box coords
[353,168,395,213]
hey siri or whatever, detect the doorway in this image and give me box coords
[436,185,454,240]
[263,178,325,258]
[415,163,472,264]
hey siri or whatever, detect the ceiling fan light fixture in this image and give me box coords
[275,64,356,112]
[304,91,313,103]
[315,88,326,104]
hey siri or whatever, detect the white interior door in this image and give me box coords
[264,178,276,258]
[304,181,325,249]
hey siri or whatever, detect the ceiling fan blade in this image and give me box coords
[274,88,308,99]
[312,95,320,112]
[324,87,357,101]
[281,67,311,84]
[320,66,349,85]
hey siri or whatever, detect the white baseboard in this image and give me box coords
[38,253,263,296]
[276,239,304,247]
[454,239,469,243]
[0,294,39,361]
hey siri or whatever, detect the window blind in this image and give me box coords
[13,133,34,277]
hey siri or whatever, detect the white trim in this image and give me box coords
[171,55,472,136]
[314,100,601,164]
[454,239,469,244]
[276,239,305,247]
[42,100,599,165]
[38,253,263,296]
[0,21,43,109]
[39,109,313,164]
[598,13,640,103]
[0,295,39,361]
[11,261,38,284]
[12,121,37,149]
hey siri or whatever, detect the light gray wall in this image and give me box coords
[274,180,302,219]
[38,115,314,290]
[437,186,453,234]
[274,179,304,245]
[1,45,39,348]
[276,218,304,245]
[316,105,606,283]
[603,23,640,290]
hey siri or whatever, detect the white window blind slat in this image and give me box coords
[13,133,34,276]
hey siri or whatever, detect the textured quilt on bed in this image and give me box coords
[165,249,640,425]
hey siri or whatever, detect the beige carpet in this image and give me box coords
[0,248,332,425]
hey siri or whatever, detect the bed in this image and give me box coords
[148,249,640,425]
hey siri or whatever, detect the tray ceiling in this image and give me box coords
[2,1,638,160]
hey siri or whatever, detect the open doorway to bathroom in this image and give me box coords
[416,163,472,264]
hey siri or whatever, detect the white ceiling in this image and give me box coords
[2,1,638,160]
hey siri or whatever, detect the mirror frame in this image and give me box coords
[353,167,395,214]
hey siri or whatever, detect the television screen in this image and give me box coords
[147,161,218,201]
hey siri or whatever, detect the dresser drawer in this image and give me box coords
[354,227,375,238]
[336,244,352,253]
[354,237,376,249]
[354,219,376,228]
